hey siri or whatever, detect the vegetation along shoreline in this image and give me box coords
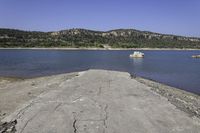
[1,28,200,49]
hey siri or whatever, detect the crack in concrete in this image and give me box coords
[72,96,82,103]
[53,103,62,111]
[108,80,111,88]
[19,112,39,133]
[107,71,113,89]
[72,113,77,133]
[70,103,108,133]
[73,119,77,133]
[97,87,102,96]
[103,104,108,132]
[79,119,105,122]
[15,101,35,121]
[13,102,64,133]
[14,100,71,120]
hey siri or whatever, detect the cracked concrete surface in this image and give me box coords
[1,70,200,133]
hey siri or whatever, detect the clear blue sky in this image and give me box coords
[0,0,200,37]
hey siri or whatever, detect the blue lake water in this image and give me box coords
[0,49,200,94]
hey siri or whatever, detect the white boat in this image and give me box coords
[130,51,144,58]
[192,55,200,58]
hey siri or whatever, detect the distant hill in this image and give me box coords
[0,28,200,48]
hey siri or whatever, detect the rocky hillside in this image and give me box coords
[0,28,200,48]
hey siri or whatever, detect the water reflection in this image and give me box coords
[130,58,144,66]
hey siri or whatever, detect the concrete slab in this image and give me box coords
[1,70,200,133]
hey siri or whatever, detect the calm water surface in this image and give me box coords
[0,49,200,94]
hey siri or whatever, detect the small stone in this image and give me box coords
[6,128,12,132]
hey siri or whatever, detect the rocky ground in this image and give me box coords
[0,70,200,133]
[134,76,200,119]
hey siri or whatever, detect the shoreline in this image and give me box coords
[0,47,200,51]
[133,75,200,118]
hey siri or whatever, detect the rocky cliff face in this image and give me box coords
[50,28,200,42]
